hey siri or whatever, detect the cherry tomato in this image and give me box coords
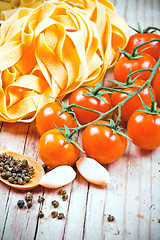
[69,87,112,125]
[125,33,160,61]
[152,71,160,107]
[114,53,157,83]
[38,129,80,169]
[111,79,156,122]
[36,101,77,135]
[127,108,160,150]
[82,120,127,164]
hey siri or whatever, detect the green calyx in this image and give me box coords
[118,38,160,60]
[56,125,84,152]
[82,81,112,104]
[53,58,160,145]
[92,119,131,140]
[129,23,160,34]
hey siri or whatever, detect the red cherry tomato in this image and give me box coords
[152,71,160,107]
[127,108,160,150]
[38,129,80,169]
[69,87,112,125]
[82,120,127,164]
[125,33,160,61]
[36,102,77,135]
[114,53,157,83]
[111,79,156,122]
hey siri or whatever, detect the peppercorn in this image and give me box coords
[51,200,59,208]
[13,165,22,173]
[38,196,45,203]
[18,178,25,185]
[21,159,28,168]
[27,201,33,209]
[25,192,33,202]
[51,211,58,218]
[107,214,115,222]
[1,172,7,179]
[38,210,44,218]
[58,213,65,220]
[58,189,67,195]
[23,176,30,183]
[17,200,25,209]
[62,194,68,201]
[0,166,3,172]
[8,177,14,183]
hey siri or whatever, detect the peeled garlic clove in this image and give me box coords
[76,157,110,185]
[39,165,76,188]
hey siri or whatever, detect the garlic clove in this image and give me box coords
[76,157,110,185]
[39,165,76,188]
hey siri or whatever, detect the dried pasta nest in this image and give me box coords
[0,0,130,123]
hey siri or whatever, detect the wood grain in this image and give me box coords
[0,0,160,239]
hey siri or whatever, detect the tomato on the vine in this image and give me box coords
[111,79,156,122]
[38,129,80,169]
[125,32,160,61]
[36,101,77,136]
[152,71,160,107]
[69,87,112,125]
[114,53,157,83]
[127,108,160,150]
[82,120,127,164]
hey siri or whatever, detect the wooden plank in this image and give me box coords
[0,0,159,240]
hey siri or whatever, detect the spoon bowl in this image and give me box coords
[0,150,45,190]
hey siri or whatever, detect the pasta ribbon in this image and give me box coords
[0,0,130,122]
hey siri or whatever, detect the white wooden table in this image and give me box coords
[0,0,160,239]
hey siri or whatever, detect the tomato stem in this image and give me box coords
[131,39,160,56]
[143,26,160,33]
[129,24,160,34]
[60,58,160,140]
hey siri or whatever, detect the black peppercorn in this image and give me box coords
[17,200,25,209]
[1,172,8,179]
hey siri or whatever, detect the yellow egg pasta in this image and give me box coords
[0,0,130,122]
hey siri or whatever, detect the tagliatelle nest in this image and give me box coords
[0,0,130,122]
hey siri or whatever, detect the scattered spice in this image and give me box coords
[0,153,34,185]
[107,214,115,222]
[58,213,65,220]
[38,196,45,203]
[16,188,68,220]
[62,194,68,201]
[25,192,33,202]
[17,200,25,209]
[51,200,59,208]
[58,189,67,195]
[51,211,58,218]
[27,201,33,209]
[38,210,44,218]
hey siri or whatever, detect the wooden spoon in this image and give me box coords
[0,150,45,190]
